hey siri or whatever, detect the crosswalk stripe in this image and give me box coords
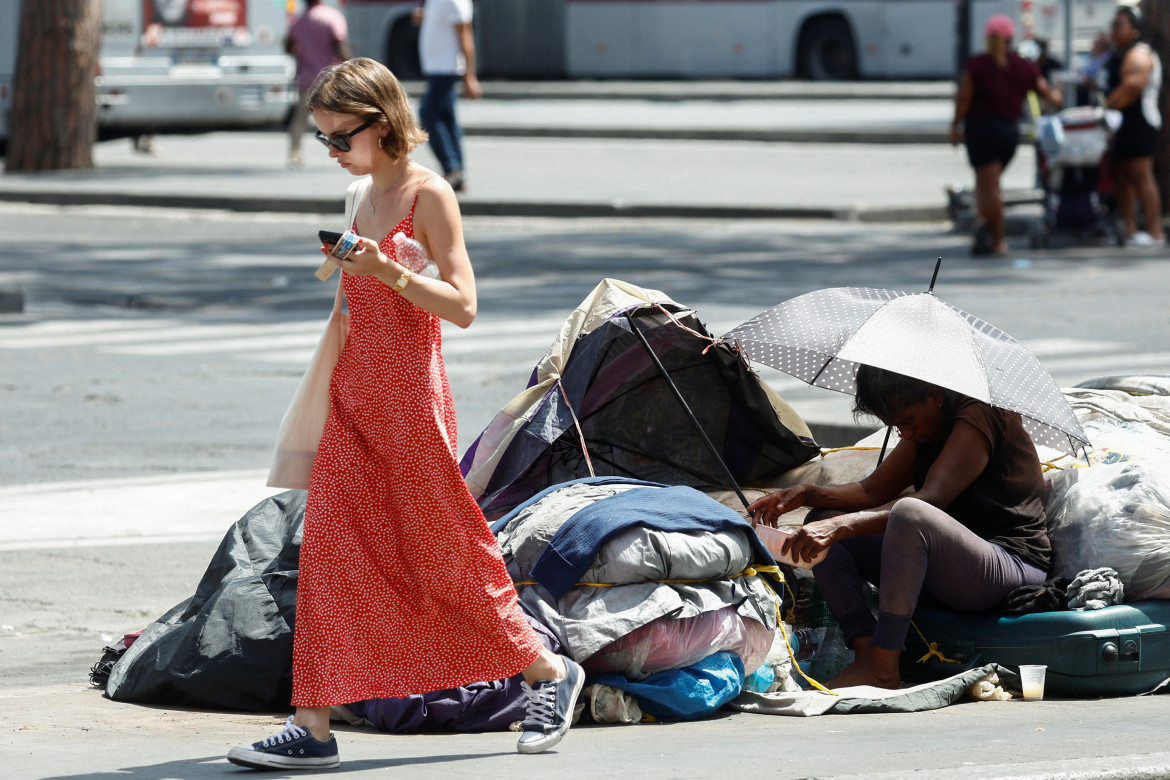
[0,318,1162,386]
[1040,351,1170,374]
[0,320,325,350]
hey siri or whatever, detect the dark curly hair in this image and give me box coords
[852,364,961,423]
[1116,5,1143,38]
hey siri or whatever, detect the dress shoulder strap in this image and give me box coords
[408,176,436,219]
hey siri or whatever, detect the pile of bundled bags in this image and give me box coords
[98,477,802,729]
[490,477,788,720]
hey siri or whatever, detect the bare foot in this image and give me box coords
[827,663,902,690]
[826,637,902,690]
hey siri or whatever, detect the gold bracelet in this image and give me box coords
[392,269,415,293]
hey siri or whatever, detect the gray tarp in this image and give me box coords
[496,481,780,662]
[727,664,1022,717]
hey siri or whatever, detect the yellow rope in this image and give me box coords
[514,564,788,590]
[748,568,838,696]
[911,620,959,665]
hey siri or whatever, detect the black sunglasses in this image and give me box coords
[314,118,377,152]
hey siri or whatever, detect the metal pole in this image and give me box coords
[1064,0,1076,106]
[876,425,893,466]
[624,313,753,512]
[956,0,971,80]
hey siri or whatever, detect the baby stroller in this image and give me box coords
[1029,106,1124,249]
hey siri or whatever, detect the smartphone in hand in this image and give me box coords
[319,229,358,261]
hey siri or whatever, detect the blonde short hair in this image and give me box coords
[305,57,427,159]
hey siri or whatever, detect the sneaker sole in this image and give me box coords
[516,666,586,755]
[227,747,340,770]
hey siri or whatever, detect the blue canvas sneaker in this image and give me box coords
[227,716,340,770]
[516,657,585,754]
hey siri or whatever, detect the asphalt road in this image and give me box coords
[1,202,1167,487]
[2,203,1170,779]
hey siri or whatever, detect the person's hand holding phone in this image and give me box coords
[337,236,410,281]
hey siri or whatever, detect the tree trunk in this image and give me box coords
[4,0,102,173]
[1144,0,1170,213]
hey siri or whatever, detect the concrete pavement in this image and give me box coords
[5,679,1170,780]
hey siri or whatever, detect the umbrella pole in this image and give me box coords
[928,256,943,293]
[877,426,893,465]
[624,313,754,512]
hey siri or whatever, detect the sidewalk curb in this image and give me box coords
[400,80,957,103]
[466,126,947,145]
[0,189,951,222]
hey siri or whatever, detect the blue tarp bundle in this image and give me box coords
[592,652,747,720]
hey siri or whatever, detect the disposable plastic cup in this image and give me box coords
[1018,664,1047,700]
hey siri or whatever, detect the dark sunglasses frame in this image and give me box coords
[314,118,378,152]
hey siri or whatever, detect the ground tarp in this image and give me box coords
[728,664,1023,717]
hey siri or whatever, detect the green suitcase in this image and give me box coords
[904,600,1170,697]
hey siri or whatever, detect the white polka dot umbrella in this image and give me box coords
[722,287,1088,455]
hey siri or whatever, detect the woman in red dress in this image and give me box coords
[228,58,584,771]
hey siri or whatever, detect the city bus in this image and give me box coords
[343,0,1115,81]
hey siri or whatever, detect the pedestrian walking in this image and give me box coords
[226,57,583,771]
[285,0,351,169]
[415,0,481,191]
[1103,5,1165,249]
[950,14,1061,256]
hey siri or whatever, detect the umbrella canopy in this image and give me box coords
[722,287,1088,455]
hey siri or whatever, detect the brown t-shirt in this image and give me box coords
[913,399,1051,571]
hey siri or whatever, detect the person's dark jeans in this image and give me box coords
[419,75,463,175]
[808,497,1048,651]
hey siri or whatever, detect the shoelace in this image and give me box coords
[520,680,558,728]
[260,716,307,747]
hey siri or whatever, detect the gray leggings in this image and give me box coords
[808,497,1048,651]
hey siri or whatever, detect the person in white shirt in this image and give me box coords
[415,0,480,191]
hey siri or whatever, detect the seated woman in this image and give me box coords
[748,366,1051,689]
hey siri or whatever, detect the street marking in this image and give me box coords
[0,317,1161,388]
[0,320,324,350]
[1041,351,1170,374]
[1024,338,1129,357]
[0,470,282,551]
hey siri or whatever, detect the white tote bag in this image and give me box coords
[266,178,369,489]
[266,279,348,489]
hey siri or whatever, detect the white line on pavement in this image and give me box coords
[0,470,284,551]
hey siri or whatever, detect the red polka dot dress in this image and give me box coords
[291,182,544,708]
